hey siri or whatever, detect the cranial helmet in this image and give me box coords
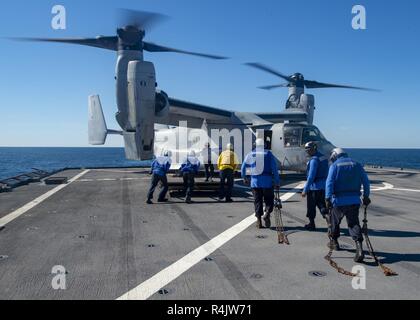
[164,150,172,157]
[330,148,348,163]
[305,141,317,151]
[305,141,318,153]
[226,143,234,150]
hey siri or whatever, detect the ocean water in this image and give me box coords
[0,147,419,180]
[0,147,149,181]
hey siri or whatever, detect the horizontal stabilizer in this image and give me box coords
[88,95,107,145]
[88,95,122,145]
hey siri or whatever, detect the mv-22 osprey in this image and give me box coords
[15,10,376,172]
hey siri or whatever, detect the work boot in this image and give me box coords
[146,199,153,205]
[354,241,365,263]
[328,239,340,251]
[263,211,271,228]
[305,220,316,231]
[226,198,234,203]
[256,217,263,229]
[186,197,192,204]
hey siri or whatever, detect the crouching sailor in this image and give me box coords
[180,150,201,204]
[147,151,172,204]
[302,142,329,231]
[326,148,371,263]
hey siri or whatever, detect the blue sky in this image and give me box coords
[1,0,419,148]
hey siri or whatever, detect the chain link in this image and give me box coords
[363,207,398,277]
[325,210,359,277]
[274,191,290,245]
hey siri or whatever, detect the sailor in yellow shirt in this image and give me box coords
[217,144,240,202]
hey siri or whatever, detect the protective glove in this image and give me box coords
[363,196,371,207]
[326,198,333,210]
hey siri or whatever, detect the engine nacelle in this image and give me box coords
[125,60,156,160]
[299,94,315,125]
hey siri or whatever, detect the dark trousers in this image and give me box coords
[219,169,234,200]
[183,172,195,199]
[252,188,274,218]
[307,190,328,220]
[205,163,215,180]
[147,174,168,201]
[331,205,363,242]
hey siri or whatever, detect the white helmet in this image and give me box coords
[304,141,318,151]
[226,143,234,150]
[188,150,196,157]
[255,138,265,147]
[330,148,348,163]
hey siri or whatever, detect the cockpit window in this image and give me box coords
[284,127,302,147]
[284,125,327,148]
[302,127,326,145]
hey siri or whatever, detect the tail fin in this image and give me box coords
[88,95,108,145]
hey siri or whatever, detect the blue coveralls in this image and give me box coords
[147,156,172,201]
[241,149,280,217]
[304,152,329,220]
[326,156,371,241]
[180,156,201,200]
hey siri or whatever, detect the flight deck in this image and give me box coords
[0,167,419,300]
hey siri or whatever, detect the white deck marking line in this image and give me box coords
[76,177,149,183]
[391,187,420,193]
[117,182,305,301]
[371,183,394,192]
[92,169,145,174]
[0,170,90,228]
[372,183,420,193]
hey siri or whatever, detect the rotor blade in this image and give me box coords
[245,63,292,82]
[304,80,380,92]
[143,42,228,59]
[9,36,118,51]
[258,84,290,90]
[116,9,169,31]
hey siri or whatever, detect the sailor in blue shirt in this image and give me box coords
[241,139,280,229]
[180,150,201,204]
[302,142,329,231]
[147,150,172,204]
[325,148,371,263]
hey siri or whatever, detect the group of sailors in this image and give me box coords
[146,143,239,205]
[146,139,371,263]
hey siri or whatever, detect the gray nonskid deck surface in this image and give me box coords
[0,168,419,300]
